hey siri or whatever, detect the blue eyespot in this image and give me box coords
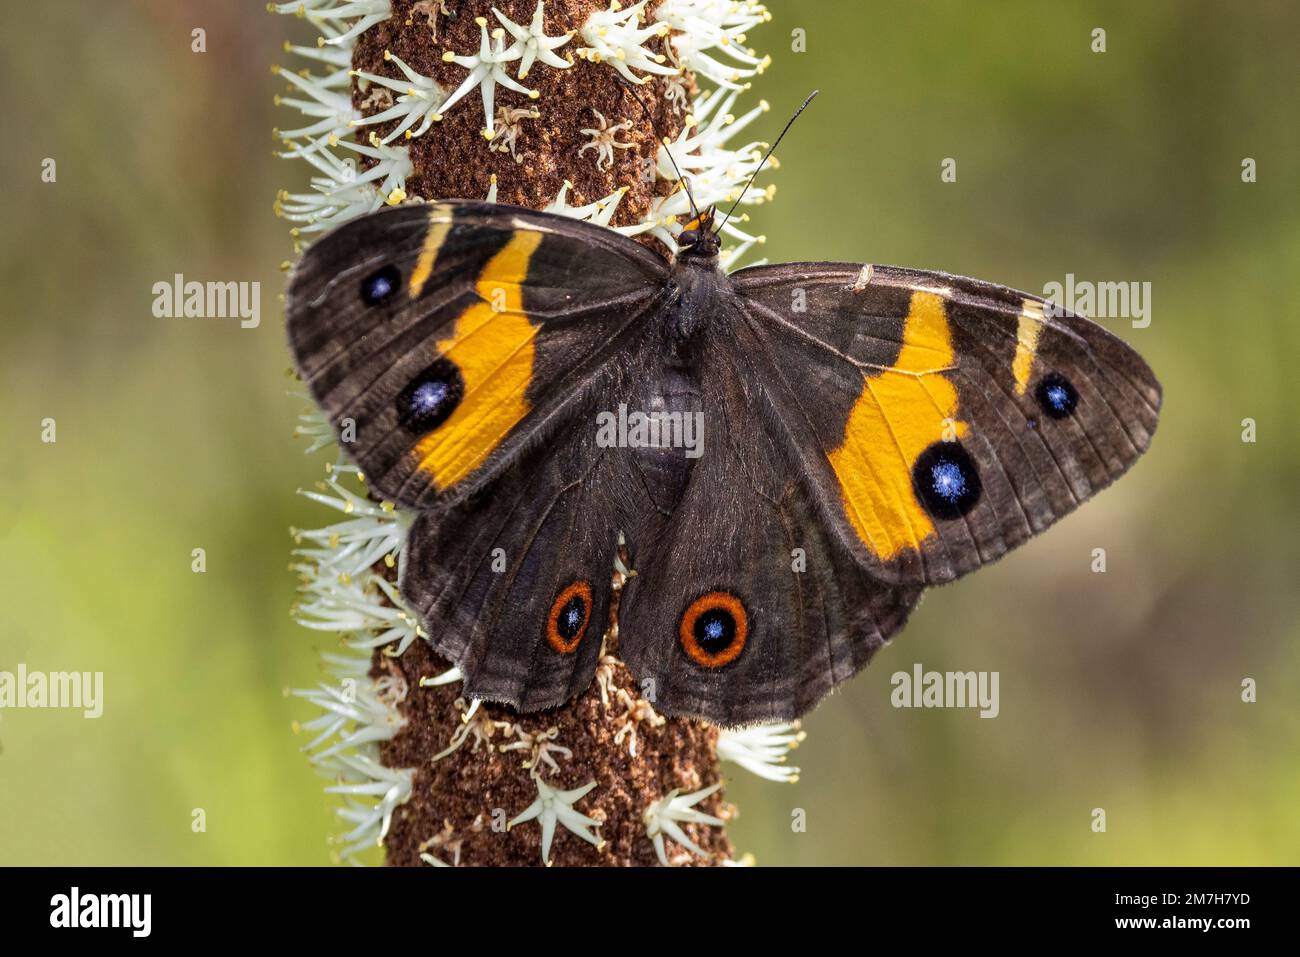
[694,609,736,655]
[360,265,400,306]
[912,441,982,519]
[408,380,448,417]
[557,597,586,640]
[1035,372,1078,418]
[396,358,463,434]
[929,460,967,503]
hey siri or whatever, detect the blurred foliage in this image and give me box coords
[0,0,1296,865]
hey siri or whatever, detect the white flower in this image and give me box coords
[717,720,804,783]
[408,0,452,41]
[611,687,665,758]
[292,403,338,455]
[293,569,425,656]
[499,724,573,772]
[327,752,413,860]
[655,0,771,89]
[419,665,463,687]
[275,138,413,242]
[293,655,405,760]
[268,0,393,47]
[643,783,725,865]
[658,88,770,210]
[579,108,636,170]
[349,50,446,143]
[488,105,541,161]
[663,73,690,113]
[279,32,354,88]
[292,473,410,579]
[290,471,424,657]
[431,696,508,762]
[494,2,574,79]
[508,776,605,865]
[440,17,539,138]
[268,0,341,16]
[273,62,359,144]
[291,648,412,864]
[577,0,677,84]
[275,180,375,242]
[545,179,614,219]
[336,135,415,204]
[545,182,654,235]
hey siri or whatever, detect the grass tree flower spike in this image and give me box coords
[274,0,797,866]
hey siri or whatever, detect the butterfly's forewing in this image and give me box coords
[730,262,1162,585]
[286,201,667,509]
[615,322,924,725]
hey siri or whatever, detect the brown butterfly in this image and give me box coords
[286,198,1160,726]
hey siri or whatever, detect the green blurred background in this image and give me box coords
[1,0,1296,865]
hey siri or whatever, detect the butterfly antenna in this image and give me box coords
[618,79,700,223]
[715,89,819,236]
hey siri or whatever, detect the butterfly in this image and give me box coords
[286,199,1160,726]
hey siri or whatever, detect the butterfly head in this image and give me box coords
[677,208,720,260]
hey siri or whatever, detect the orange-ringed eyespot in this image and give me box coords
[546,580,593,654]
[679,591,748,668]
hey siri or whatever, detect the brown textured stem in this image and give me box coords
[377,643,734,866]
[353,0,691,240]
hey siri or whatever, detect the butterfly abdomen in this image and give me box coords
[625,366,704,515]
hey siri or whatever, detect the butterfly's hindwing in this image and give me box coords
[616,323,924,725]
[399,421,627,711]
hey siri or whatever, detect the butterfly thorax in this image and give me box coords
[662,248,726,348]
[623,244,724,509]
